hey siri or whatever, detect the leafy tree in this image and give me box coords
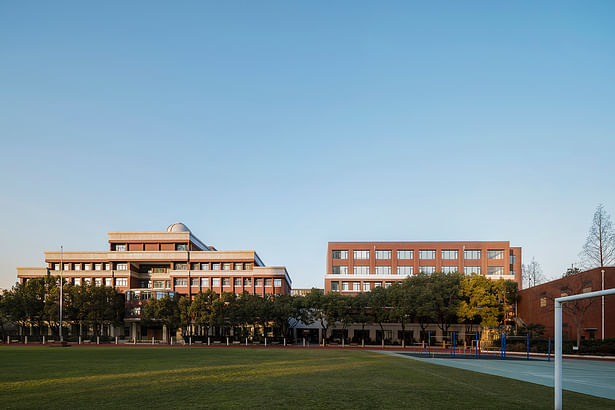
[189,289,219,338]
[458,274,498,332]
[410,274,435,341]
[142,295,180,341]
[431,272,463,340]
[581,204,615,268]
[350,292,372,345]
[369,286,390,344]
[388,282,414,347]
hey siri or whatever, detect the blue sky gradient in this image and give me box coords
[1,1,614,288]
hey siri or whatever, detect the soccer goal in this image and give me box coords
[554,288,615,410]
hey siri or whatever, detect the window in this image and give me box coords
[153,280,165,288]
[222,263,231,271]
[74,278,81,286]
[212,278,221,286]
[54,263,60,271]
[375,250,391,260]
[115,244,127,252]
[420,266,436,274]
[190,262,199,270]
[84,278,91,285]
[464,266,481,275]
[165,280,171,288]
[201,277,209,287]
[385,281,393,288]
[104,278,113,287]
[442,266,458,273]
[174,263,187,270]
[200,263,209,270]
[174,278,188,286]
[255,278,263,286]
[265,278,273,286]
[487,250,505,260]
[332,250,348,260]
[191,278,199,287]
[212,263,220,270]
[104,263,111,271]
[152,267,165,273]
[375,266,391,275]
[115,278,128,286]
[94,263,102,271]
[353,250,370,260]
[363,282,370,291]
[441,250,458,259]
[464,250,481,260]
[222,277,231,286]
[243,278,251,286]
[234,278,242,286]
[245,263,253,270]
[510,270,516,276]
[583,286,592,293]
[540,297,547,307]
[353,281,360,291]
[510,254,516,264]
[84,264,91,271]
[175,243,188,251]
[116,263,128,271]
[274,278,282,287]
[234,263,243,271]
[419,250,435,259]
[397,250,413,259]
[331,281,339,292]
[487,266,505,276]
[342,282,350,291]
[397,266,413,275]
[74,264,81,271]
[373,281,382,287]
[332,266,348,274]
[354,266,370,274]
[63,264,70,271]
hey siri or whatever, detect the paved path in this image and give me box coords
[380,351,615,400]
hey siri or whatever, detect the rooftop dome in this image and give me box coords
[166,222,191,233]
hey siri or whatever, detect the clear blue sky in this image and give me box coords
[1,1,614,289]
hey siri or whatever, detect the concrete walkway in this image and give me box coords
[380,350,615,400]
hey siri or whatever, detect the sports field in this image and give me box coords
[0,346,612,409]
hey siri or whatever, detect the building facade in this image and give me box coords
[517,267,615,341]
[325,241,522,293]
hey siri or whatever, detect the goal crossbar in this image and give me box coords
[554,288,615,410]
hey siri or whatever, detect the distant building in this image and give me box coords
[325,241,522,293]
[517,267,615,341]
[291,288,322,297]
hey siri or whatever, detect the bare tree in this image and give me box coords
[522,257,546,288]
[581,204,615,268]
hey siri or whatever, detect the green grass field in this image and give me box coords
[0,346,612,409]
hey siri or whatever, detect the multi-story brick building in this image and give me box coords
[517,267,615,341]
[325,241,522,293]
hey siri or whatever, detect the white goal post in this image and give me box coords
[554,288,615,410]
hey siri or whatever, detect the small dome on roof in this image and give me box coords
[166,222,191,233]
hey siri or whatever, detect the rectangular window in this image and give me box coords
[264,278,273,286]
[510,254,516,264]
[363,282,370,291]
[385,281,393,288]
[352,281,360,291]
[234,277,242,286]
[374,281,382,287]
[441,250,458,260]
[222,263,231,271]
[84,278,91,285]
[116,263,128,271]
[332,266,348,275]
[94,278,101,286]
[419,266,436,274]
[200,263,209,270]
[442,266,458,273]
[84,264,91,271]
[255,278,263,286]
[353,250,370,260]
[540,297,547,308]
[419,250,436,259]
[115,278,128,287]
[487,250,505,260]
[74,264,81,271]
[175,243,188,251]
[342,282,350,291]
[94,263,102,271]
[243,278,251,286]
[234,263,243,270]
[212,263,220,270]
[174,278,188,286]
[332,250,348,260]
[464,250,481,260]
[191,278,199,287]
[190,262,199,270]
[174,263,187,270]
[115,244,127,252]
[375,266,391,275]
[274,278,282,287]
[104,263,111,271]
[212,277,221,286]
[354,266,370,275]
[153,280,165,288]
[331,281,339,292]
[464,266,481,275]
[397,250,413,259]
[375,250,391,260]
[74,278,81,286]
[245,263,253,270]
[63,264,70,271]
[152,267,165,273]
[487,266,505,276]
[222,277,231,286]
[201,277,209,287]
[54,263,60,271]
[397,266,413,275]
[104,278,113,287]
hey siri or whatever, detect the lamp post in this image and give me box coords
[59,245,63,342]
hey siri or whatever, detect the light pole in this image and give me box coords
[59,245,63,342]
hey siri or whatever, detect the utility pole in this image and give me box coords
[60,245,63,342]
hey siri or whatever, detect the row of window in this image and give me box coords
[184,262,253,271]
[332,249,507,260]
[330,281,398,292]
[113,243,190,251]
[53,263,125,271]
[71,277,128,286]
[331,266,511,275]
[172,277,283,287]
[53,262,254,272]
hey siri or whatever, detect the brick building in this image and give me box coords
[517,267,615,341]
[325,241,522,293]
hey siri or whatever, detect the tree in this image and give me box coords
[522,257,546,288]
[581,204,615,268]
[431,272,463,340]
[411,274,435,341]
[563,266,581,277]
[458,274,500,332]
[142,295,180,342]
[560,282,594,348]
[189,289,219,338]
[388,282,414,347]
